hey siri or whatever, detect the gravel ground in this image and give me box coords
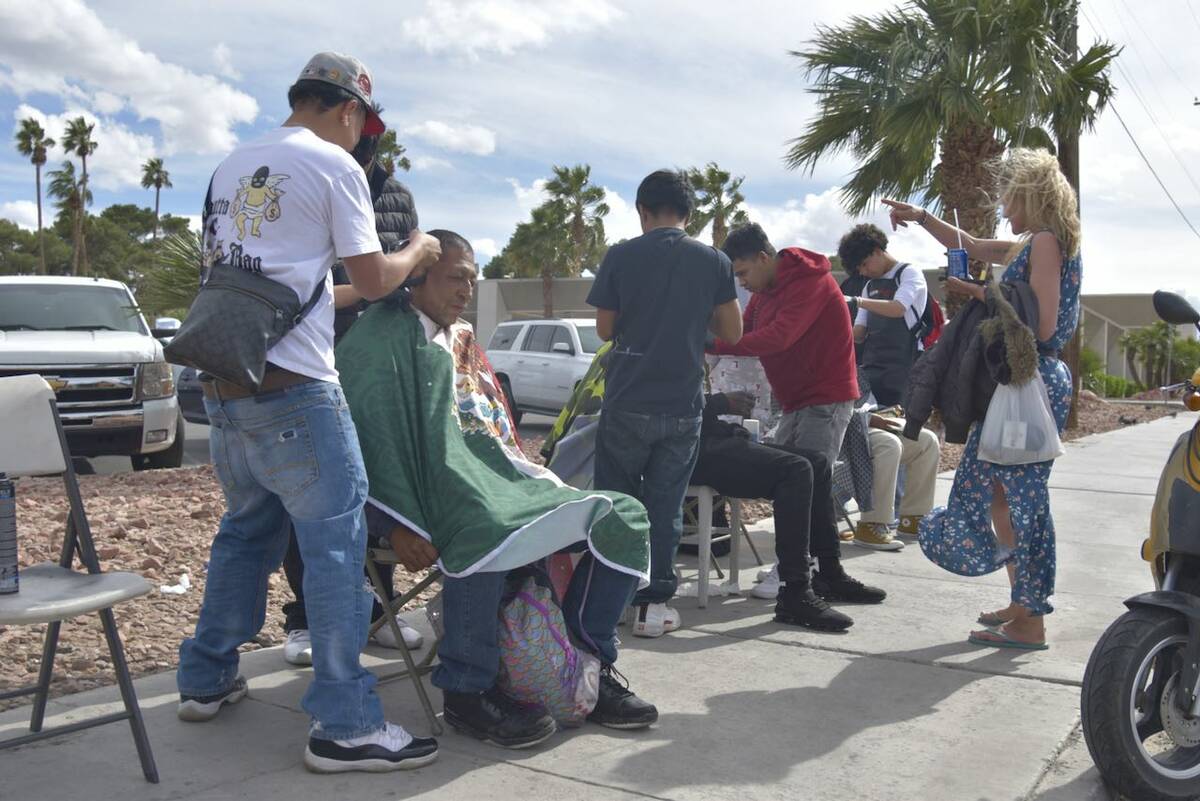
[0,395,1178,709]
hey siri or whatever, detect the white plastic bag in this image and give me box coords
[977,375,1064,465]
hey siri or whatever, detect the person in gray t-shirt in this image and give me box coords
[587,169,742,638]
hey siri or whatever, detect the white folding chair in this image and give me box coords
[682,485,748,608]
[0,375,158,782]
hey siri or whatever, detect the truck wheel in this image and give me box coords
[499,376,523,426]
[132,412,186,471]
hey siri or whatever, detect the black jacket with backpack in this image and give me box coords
[903,281,1041,444]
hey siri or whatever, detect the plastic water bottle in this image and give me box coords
[0,473,18,594]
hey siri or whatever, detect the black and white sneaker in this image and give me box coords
[304,722,438,774]
[444,686,557,749]
[177,675,248,722]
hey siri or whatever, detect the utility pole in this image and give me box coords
[1059,0,1084,430]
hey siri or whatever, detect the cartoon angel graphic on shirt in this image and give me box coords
[230,166,289,240]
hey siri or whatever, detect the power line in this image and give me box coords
[1108,2,1174,122]
[1108,100,1200,242]
[1081,5,1200,202]
[1124,4,1192,94]
[1188,0,1200,38]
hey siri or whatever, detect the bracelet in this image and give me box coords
[917,209,928,225]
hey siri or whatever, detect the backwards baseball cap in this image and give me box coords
[296,51,385,136]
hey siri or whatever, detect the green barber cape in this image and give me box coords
[336,303,649,583]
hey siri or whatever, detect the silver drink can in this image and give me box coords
[0,473,17,594]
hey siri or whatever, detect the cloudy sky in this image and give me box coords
[1,0,1197,295]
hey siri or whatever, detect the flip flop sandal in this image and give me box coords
[976,611,1013,627]
[968,628,1049,651]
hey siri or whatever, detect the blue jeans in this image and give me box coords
[177,381,384,741]
[594,408,702,604]
[433,553,638,693]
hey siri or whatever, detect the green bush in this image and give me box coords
[1086,373,1140,399]
[1080,347,1104,379]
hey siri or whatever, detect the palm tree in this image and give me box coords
[13,118,55,274]
[544,164,609,276]
[47,161,90,276]
[62,117,98,274]
[686,163,750,249]
[140,158,172,240]
[787,0,1116,255]
[139,229,202,317]
[376,130,411,174]
[542,165,609,317]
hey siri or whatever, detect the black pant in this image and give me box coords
[690,435,840,586]
[281,523,396,633]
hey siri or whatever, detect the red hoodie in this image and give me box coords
[711,247,858,412]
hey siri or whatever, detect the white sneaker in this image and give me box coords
[372,614,425,650]
[304,721,439,774]
[662,605,681,632]
[631,603,681,638]
[751,565,781,600]
[283,629,313,666]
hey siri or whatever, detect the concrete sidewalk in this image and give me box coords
[4,414,1192,801]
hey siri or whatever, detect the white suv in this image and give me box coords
[486,319,602,422]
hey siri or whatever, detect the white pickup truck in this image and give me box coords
[0,276,184,470]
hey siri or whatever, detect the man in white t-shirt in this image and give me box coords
[176,51,443,775]
[838,223,929,408]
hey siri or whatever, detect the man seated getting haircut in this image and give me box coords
[337,231,658,750]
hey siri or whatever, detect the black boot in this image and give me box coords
[774,583,854,631]
[587,665,658,730]
[443,685,557,749]
[812,566,887,604]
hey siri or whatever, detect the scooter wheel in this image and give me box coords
[1082,606,1200,801]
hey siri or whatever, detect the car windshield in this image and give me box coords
[0,285,146,334]
[577,325,603,354]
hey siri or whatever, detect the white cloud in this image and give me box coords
[411,155,453,171]
[404,120,496,156]
[0,200,38,230]
[600,186,640,243]
[744,187,948,267]
[212,43,241,81]
[401,0,622,57]
[14,105,154,191]
[0,0,257,154]
[91,91,123,115]
[507,177,548,214]
[472,237,498,259]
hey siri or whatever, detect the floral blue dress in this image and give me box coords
[918,237,1082,615]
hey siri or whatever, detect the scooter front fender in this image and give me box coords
[1125,591,1200,716]
[1125,590,1200,619]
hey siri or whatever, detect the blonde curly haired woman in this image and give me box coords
[883,147,1082,650]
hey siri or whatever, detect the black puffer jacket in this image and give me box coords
[903,281,1040,443]
[333,164,420,341]
[367,163,419,252]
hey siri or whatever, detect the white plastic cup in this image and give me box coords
[743,419,761,443]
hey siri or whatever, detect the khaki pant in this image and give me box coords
[859,423,940,525]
